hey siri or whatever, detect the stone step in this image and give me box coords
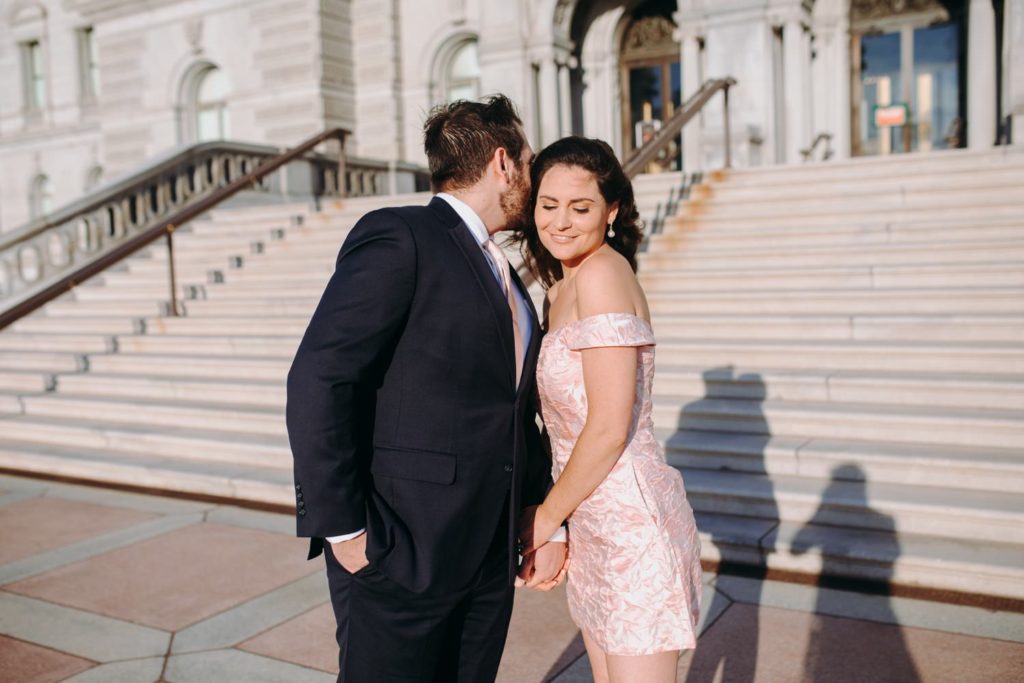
[0,439,294,506]
[180,300,317,317]
[653,221,1024,250]
[0,393,24,414]
[674,203,1024,231]
[654,340,1024,374]
[55,373,285,407]
[0,416,289,467]
[114,334,298,357]
[13,315,144,335]
[697,512,1024,599]
[681,469,1024,544]
[19,394,286,437]
[689,185,1024,218]
[645,289,1024,315]
[652,314,1024,343]
[714,147,1024,187]
[0,332,116,353]
[663,430,1024,493]
[641,239,1024,268]
[653,365,1024,410]
[0,351,86,373]
[43,300,169,317]
[0,370,53,393]
[655,395,1024,449]
[700,166,1024,203]
[143,316,309,336]
[640,263,1024,291]
[85,353,290,380]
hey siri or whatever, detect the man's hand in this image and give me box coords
[518,540,568,591]
[330,532,370,574]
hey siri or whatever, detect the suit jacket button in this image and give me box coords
[296,491,304,500]
[295,484,302,490]
[298,509,307,516]
[297,500,305,508]
[503,464,513,473]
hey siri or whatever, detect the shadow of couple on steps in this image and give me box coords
[674,367,921,683]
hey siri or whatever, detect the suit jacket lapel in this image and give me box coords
[431,198,517,388]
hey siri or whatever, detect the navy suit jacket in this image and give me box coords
[286,197,550,594]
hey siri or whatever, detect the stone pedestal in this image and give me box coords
[968,0,998,148]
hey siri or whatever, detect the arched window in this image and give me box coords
[445,40,480,102]
[196,68,230,141]
[29,174,52,219]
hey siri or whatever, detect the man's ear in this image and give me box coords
[494,147,512,181]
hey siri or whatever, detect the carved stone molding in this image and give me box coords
[850,0,947,22]
[621,15,679,61]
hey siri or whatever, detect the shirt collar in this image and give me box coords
[436,192,490,247]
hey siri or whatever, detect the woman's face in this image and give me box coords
[534,164,618,269]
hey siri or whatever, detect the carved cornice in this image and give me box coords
[621,15,679,60]
[850,0,946,22]
[63,0,183,22]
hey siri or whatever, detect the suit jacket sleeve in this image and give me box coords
[286,210,416,538]
[521,390,554,509]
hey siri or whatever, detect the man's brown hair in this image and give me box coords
[423,94,526,192]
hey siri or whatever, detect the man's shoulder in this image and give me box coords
[355,202,446,234]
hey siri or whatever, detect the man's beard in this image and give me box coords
[498,170,531,233]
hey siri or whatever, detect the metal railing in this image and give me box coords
[0,129,428,329]
[800,132,834,162]
[622,77,737,178]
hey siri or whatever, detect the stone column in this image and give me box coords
[558,58,573,136]
[783,17,810,162]
[680,28,703,173]
[968,0,998,148]
[537,55,560,146]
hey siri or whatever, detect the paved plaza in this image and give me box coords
[0,473,1021,683]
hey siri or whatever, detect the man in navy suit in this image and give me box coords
[287,95,566,682]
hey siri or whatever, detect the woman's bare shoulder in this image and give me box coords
[574,249,637,317]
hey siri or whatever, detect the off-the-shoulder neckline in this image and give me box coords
[546,311,653,337]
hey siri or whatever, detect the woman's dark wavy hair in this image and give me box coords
[512,136,643,289]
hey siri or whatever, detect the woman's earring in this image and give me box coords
[606,223,615,238]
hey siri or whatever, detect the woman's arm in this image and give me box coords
[521,253,640,546]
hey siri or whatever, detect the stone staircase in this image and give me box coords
[0,147,1021,601]
[635,146,1024,601]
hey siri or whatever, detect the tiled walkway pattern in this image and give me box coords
[0,474,1021,682]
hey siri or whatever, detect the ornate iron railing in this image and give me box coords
[0,130,428,329]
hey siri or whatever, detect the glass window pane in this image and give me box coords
[448,42,480,80]
[913,23,960,150]
[859,32,902,155]
[198,69,229,103]
[198,107,223,141]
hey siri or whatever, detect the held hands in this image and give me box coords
[515,505,570,591]
[330,532,370,574]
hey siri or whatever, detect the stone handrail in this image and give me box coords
[0,129,428,328]
[622,77,737,178]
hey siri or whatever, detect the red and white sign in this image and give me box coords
[874,105,908,127]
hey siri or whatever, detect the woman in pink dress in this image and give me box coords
[515,137,702,682]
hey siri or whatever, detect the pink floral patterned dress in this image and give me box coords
[537,312,702,655]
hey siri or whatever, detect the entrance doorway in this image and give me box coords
[619,11,681,172]
[850,1,965,156]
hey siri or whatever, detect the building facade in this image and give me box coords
[1,0,1021,232]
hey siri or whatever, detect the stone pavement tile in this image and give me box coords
[63,657,165,683]
[715,573,1024,643]
[6,522,317,631]
[0,634,94,683]
[0,496,159,565]
[205,505,294,535]
[0,513,202,585]
[677,603,1024,683]
[238,602,338,674]
[0,591,169,662]
[165,648,335,683]
[497,585,583,683]
[173,572,328,653]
